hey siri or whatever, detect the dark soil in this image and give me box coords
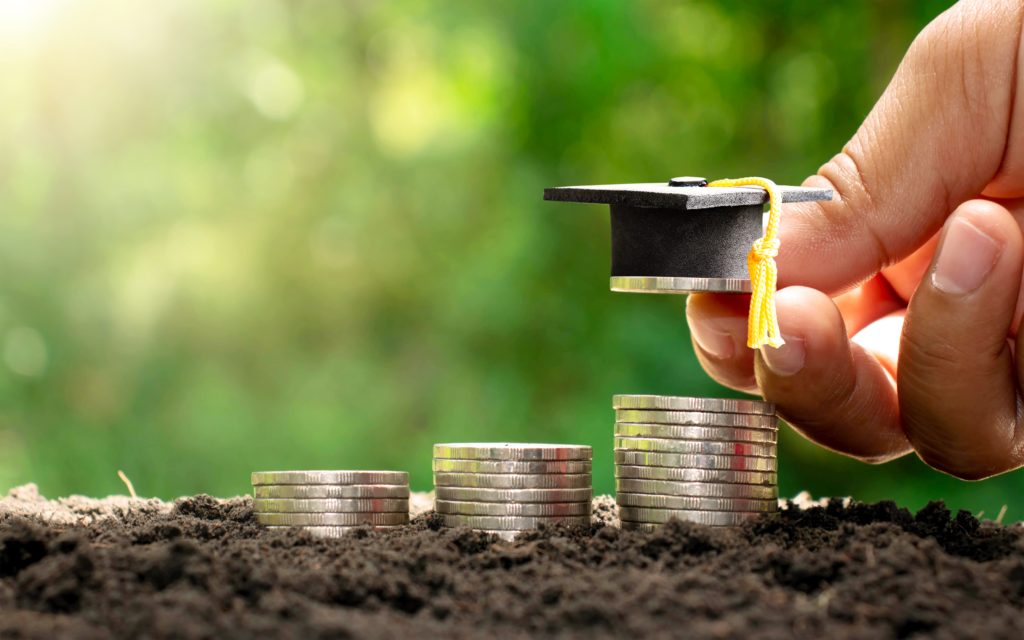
[1,497,1023,639]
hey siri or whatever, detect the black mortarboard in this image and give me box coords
[543,176,833,294]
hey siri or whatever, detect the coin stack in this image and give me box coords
[432,443,593,540]
[613,395,779,530]
[251,470,410,537]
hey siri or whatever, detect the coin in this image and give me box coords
[613,394,775,416]
[255,512,409,526]
[440,513,591,530]
[618,507,766,526]
[614,478,777,499]
[613,437,776,458]
[433,443,591,461]
[435,500,591,517]
[610,276,751,294]
[434,486,593,503]
[251,471,409,486]
[614,464,777,485]
[616,410,777,428]
[432,459,593,474]
[263,525,403,537]
[252,498,409,513]
[615,493,777,512]
[621,520,750,532]
[433,472,592,489]
[253,484,410,499]
[614,423,776,444]
[613,450,777,471]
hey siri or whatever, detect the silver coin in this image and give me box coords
[614,423,776,444]
[613,437,776,458]
[434,486,593,503]
[613,450,777,471]
[615,478,777,499]
[618,507,766,526]
[616,409,777,428]
[433,472,592,489]
[252,498,409,513]
[613,394,775,416]
[251,471,409,486]
[432,458,593,474]
[621,520,744,532]
[435,500,591,517]
[433,443,591,461]
[255,512,409,526]
[440,513,591,530]
[610,276,751,294]
[253,484,410,499]
[263,525,403,537]
[615,493,778,512]
[615,464,777,485]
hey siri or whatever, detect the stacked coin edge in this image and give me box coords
[613,395,779,529]
[433,443,593,540]
[251,470,410,537]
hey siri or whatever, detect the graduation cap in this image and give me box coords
[543,176,833,295]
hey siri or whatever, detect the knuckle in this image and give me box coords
[899,321,962,372]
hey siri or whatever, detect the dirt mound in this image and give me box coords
[1,491,1022,639]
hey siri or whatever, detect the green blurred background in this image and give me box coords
[3,0,1018,519]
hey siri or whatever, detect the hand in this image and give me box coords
[685,0,1024,480]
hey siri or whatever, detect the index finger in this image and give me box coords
[776,0,1024,295]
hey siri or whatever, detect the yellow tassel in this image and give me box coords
[706,177,784,349]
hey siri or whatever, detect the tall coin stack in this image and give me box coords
[433,443,593,540]
[251,470,410,537]
[612,395,779,530]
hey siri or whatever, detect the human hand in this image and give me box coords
[685,0,1024,479]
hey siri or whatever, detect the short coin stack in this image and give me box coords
[613,395,778,530]
[433,443,593,540]
[251,470,410,537]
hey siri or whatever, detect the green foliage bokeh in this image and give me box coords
[3,0,1018,520]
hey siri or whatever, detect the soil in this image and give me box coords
[1,486,1023,639]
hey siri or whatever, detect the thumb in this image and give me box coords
[777,0,1024,295]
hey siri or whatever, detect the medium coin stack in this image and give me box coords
[613,395,779,530]
[251,470,410,537]
[433,443,593,540]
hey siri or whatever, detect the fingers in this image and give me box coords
[776,0,1024,295]
[899,200,1024,479]
[688,275,903,395]
[686,294,758,394]
[753,287,910,462]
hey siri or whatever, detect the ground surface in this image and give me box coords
[1,485,1023,639]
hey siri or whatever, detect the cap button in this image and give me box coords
[668,176,707,187]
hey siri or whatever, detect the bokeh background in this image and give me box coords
[4,0,1017,519]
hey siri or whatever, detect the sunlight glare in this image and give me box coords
[0,0,67,46]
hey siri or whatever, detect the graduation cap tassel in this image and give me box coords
[706,177,785,349]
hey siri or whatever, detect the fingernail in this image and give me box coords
[760,337,805,377]
[932,217,1003,295]
[688,314,743,361]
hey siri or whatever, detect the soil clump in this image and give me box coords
[1,487,1022,639]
